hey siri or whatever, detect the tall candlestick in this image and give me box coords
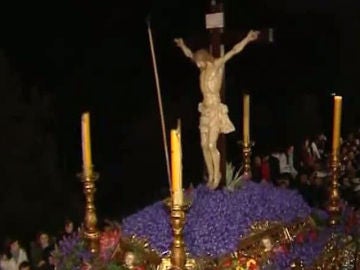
[170,125,183,206]
[243,94,250,146]
[81,112,93,177]
[331,96,342,157]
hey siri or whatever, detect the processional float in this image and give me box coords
[74,1,356,268]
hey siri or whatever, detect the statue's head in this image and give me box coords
[193,49,214,68]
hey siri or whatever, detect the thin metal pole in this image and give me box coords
[146,20,171,188]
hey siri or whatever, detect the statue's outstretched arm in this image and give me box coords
[174,38,194,60]
[218,30,260,64]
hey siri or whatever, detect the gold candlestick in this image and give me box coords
[170,204,186,269]
[327,155,341,226]
[238,140,255,178]
[158,200,197,270]
[78,171,100,254]
[79,111,100,254]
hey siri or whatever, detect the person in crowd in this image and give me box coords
[261,155,271,182]
[295,171,312,205]
[8,239,28,269]
[269,148,281,184]
[0,250,16,270]
[57,219,75,243]
[19,261,31,270]
[310,175,327,208]
[251,155,263,182]
[31,232,54,270]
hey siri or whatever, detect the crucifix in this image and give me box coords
[174,0,274,189]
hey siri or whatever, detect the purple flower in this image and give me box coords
[121,182,311,258]
[55,232,93,269]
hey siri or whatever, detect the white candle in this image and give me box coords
[331,96,342,157]
[243,94,250,146]
[81,112,93,176]
[170,126,183,206]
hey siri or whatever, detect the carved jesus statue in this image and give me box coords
[174,30,259,189]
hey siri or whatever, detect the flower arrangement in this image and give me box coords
[54,182,360,270]
[53,232,92,270]
[122,181,311,257]
[54,223,160,270]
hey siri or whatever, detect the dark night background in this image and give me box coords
[0,0,359,243]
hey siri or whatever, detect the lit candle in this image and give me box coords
[243,94,250,146]
[81,112,93,177]
[331,96,342,157]
[170,127,183,206]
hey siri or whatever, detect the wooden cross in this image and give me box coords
[185,0,274,185]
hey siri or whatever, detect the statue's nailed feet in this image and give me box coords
[206,175,216,190]
[206,173,221,190]
[206,179,215,190]
[212,172,221,190]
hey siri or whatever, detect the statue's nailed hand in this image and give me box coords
[246,30,260,42]
[174,38,184,48]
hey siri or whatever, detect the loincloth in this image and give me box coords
[198,102,235,134]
